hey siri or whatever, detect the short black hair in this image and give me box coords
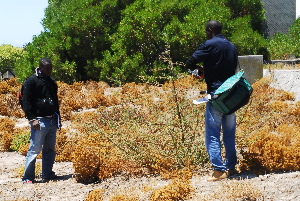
[39,57,52,67]
[206,20,222,35]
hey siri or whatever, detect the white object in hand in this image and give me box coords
[193,94,211,104]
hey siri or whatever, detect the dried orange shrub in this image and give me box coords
[149,168,194,201]
[120,83,161,108]
[0,93,24,117]
[6,77,21,98]
[241,124,300,173]
[237,76,291,147]
[272,89,295,101]
[0,117,15,151]
[118,82,154,107]
[68,76,205,183]
[80,77,205,178]
[120,82,143,101]
[0,78,24,118]
[55,128,74,162]
[0,81,11,94]
[286,101,300,123]
[58,81,85,112]
[57,81,75,121]
[110,195,138,201]
[162,75,205,91]
[85,189,105,201]
[72,132,127,183]
[237,75,300,173]
[146,152,197,180]
[70,112,127,182]
[81,81,111,108]
[58,80,112,120]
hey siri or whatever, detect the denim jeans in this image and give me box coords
[22,116,57,181]
[205,102,237,172]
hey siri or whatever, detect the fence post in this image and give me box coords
[238,55,263,85]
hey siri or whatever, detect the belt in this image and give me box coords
[37,114,56,118]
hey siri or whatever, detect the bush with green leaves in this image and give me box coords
[267,18,300,60]
[15,0,266,85]
[10,131,30,152]
[0,44,24,75]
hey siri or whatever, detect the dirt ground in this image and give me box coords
[0,151,299,200]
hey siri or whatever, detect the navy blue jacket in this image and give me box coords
[186,34,238,93]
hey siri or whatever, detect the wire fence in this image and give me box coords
[262,0,296,38]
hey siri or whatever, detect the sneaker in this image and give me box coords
[207,170,228,181]
[228,169,239,177]
[22,179,33,184]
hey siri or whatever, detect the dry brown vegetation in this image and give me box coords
[0,73,299,200]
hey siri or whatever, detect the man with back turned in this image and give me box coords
[185,20,239,181]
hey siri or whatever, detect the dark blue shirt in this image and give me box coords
[192,34,237,93]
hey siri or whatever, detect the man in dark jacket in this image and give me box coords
[22,57,61,184]
[185,20,238,181]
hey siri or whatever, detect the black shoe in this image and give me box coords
[228,169,239,176]
[42,175,61,182]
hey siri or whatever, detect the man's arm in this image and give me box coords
[185,55,198,71]
[22,77,36,121]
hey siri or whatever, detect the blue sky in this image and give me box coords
[0,0,299,48]
[0,0,48,47]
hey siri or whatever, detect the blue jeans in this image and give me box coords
[205,102,237,172]
[22,116,57,181]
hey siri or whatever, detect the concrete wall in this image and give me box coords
[238,55,264,85]
[264,69,300,101]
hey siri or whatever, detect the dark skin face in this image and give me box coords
[40,63,53,77]
[205,28,215,39]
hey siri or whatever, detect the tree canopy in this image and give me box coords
[15,0,266,85]
[0,44,24,75]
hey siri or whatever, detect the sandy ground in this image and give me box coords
[0,151,299,200]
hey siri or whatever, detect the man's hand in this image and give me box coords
[32,120,40,130]
[190,66,204,79]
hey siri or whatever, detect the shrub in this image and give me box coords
[71,132,127,183]
[0,78,24,118]
[149,168,194,201]
[229,16,268,58]
[237,76,300,173]
[10,130,30,153]
[241,124,300,173]
[0,117,15,151]
[267,18,300,60]
[85,189,105,201]
[55,128,73,162]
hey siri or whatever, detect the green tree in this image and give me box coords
[224,0,265,34]
[0,44,24,76]
[267,18,300,60]
[19,0,266,85]
[43,0,134,81]
[99,0,266,85]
